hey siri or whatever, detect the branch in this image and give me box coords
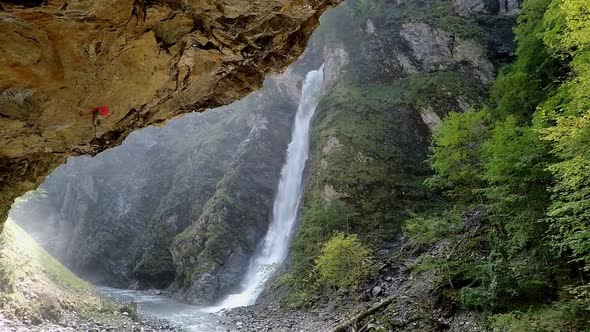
[330,296,396,332]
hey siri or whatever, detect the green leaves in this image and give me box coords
[543,0,590,56]
[403,209,461,248]
[426,111,489,202]
[425,0,590,319]
[315,233,373,290]
[540,111,590,269]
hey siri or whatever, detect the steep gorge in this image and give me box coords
[13,0,519,310]
[11,0,589,330]
[11,66,310,297]
[288,0,518,288]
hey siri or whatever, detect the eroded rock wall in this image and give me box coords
[0,0,340,231]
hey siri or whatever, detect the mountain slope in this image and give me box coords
[0,219,110,324]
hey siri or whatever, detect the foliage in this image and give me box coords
[537,0,590,274]
[490,300,590,331]
[489,0,563,119]
[425,0,590,317]
[381,0,486,41]
[540,111,590,270]
[291,0,590,322]
[0,220,110,320]
[119,302,139,321]
[542,0,590,57]
[426,111,489,202]
[278,272,319,309]
[315,233,373,290]
[289,198,355,287]
[482,116,551,254]
[403,209,461,248]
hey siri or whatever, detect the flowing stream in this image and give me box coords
[210,65,325,311]
[98,287,228,331]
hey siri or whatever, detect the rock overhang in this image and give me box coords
[0,0,341,230]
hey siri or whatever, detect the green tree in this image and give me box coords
[543,0,590,57]
[424,0,590,324]
[538,0,590,272]
[483,116,551,252]
[426,111,489,202]
[315,233,373,290]
[489,0,563,120]
[541,111,590,270]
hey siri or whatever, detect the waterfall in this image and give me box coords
[207,65,325,311]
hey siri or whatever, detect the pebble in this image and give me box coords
[371,286,383,297]
[0,306,180,332]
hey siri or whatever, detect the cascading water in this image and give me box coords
[207,65,325,311]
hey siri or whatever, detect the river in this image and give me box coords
[98,287,230,331]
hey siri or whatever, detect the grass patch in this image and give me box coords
[0,219,115,321]
[404,208,462,248]
[490,300,590,332]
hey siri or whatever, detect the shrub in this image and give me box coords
[403,209,461,248]
[119,302,139,321]
[541,111,590,271]
[426,111,490,203]
[490,300,590,332]
[315,233,373,291]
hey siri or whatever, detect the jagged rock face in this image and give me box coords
[399,22,495,83]
[170,78,299,304]
[11,109,252,287]
[273,0,521,310]
[0,0,340,231]
[452,0,521,17]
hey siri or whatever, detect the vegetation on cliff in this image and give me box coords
[283,0,508,307]
[420,0,590,328]
[5,0,590,330]
[12,106,253,289]
[269,0,590,329]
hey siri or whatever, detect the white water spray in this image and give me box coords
[207,65,325,311]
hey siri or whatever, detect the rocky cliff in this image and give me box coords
[287,0,517,274]
[10,56,320,304]
[266,0,521,329]
[11,106,251,287]
[7,0,523,317]
[0,0,340,232]
[170,81,298,303]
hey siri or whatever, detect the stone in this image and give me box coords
[400,22,453,71]
[452,0,487,17]
[453,0,521,17]
[419,107,443,132]
[371,286,383,297]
